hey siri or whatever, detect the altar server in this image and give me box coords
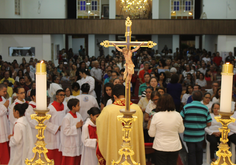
[76,83,99,122]
[81,107,101,165]
[61,98,83,165]
[8,103,34,165]
[9,87,26,133]
[0,84,10,164]
[25,89,38,143]
[45,89,66,165]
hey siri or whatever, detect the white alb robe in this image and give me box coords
[25,101,38,143]
[0,96,9,143]
[48,83,62,102]
[60,112,83,157]
[45,103,66,150]
[63,95,75,113]
[81,118,98,165]
[9,99,25,133]
[8,116,34,165]
[76,94,99,122]
[77,76,97,98]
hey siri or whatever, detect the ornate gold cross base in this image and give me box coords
[211,112,236,165]
[25,109,54,165]
[112,109,140,165]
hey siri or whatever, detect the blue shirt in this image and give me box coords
[186,95,193,104]
[180,101,212,142]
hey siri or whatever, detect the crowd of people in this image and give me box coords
[0,46,236,165]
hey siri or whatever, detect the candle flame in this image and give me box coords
[40,60,44,64]
[226,62,230,64]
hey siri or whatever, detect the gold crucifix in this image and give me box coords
[100,17,157,112]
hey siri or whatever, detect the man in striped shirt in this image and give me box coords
[180,90,212,165]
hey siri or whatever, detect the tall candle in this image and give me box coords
[220,63,234,112]
[36,61,47,110]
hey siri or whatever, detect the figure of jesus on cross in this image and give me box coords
[112,42,144,87]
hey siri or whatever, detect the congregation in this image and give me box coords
[0,46,236,165]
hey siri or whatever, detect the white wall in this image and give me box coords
[159,0,170,19]
[202,35,218,53]
[51,35,65,65]
[0,35,51,63]
[203,0,236,19]
[95,35,109,57]
[218,35,236,54]
[0,0,66,18]
[158,35,172,52]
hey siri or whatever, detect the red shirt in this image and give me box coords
[139,69,152,83]
[213,56,222,66]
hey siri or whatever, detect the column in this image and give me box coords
[172,35,179,53]
[109,35,116,55]
[88,34,95,57]
[42,35,51,61]
[151,34,158,50]
[152,0,159,19]
[109,0,116,19]
[195,36,200,49]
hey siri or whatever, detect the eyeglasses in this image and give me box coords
[57,94,65,97]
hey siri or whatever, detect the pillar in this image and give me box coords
[195,36,200,49]
[88,34,96,57]
[152,0,159,19]
[151,35,158,50]
[109,0,116,19]
[172,35,179,52]
[42,35,51,61]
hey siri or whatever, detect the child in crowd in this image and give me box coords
[8,103,34,165]
[61,98,83,165]
[81,107,101,165]
[9,87,26,133]
[45,89,66,165]
[25,89,38,143]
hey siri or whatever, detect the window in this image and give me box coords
[80,1,86,11]
[185,1,191,11]
[77,0,101,19]
[173,1,180,11]
[92,1,97,11]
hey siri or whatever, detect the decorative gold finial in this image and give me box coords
[125,17,132,27]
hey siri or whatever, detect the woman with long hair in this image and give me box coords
[181,85,193,105]
[141,77,158,98]
[101,83,113,110]
[158,72,167,88]
[195,72,207,87]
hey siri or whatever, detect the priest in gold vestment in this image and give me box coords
[96,84,146,165]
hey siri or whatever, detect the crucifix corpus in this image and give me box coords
[100,17,157,112]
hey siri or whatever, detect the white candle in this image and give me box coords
[220,63,234,113]
[36,61,47,110]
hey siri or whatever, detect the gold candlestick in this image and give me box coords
[25,109,54,165]
[211,112,235,165]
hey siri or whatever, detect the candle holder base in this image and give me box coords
[111,109,140,165]
[211,112,236,165]
[25,109,54,165]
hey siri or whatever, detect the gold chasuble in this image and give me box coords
[96,99,146,165]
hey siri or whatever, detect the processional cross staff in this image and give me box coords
[100,17,157,112]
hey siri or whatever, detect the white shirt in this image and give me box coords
[202,57,211,64]
[182,70,194,79]
[145,100,156,114]
[8,116,34,165]
[198,68,207,75]
[25,101,38,143]
[45,103,66,150]
[81,118,98,165]
[106,99,113,106]
[48,83,62,102]
[86,61,90,67]
[0,96,9,143]
[195,79,207,87]
[229,111,236,136]
[181,93,190,105]
[76,94,99,122]
[90,67,103,81]
[148,111,184,151]
[60,112,83,157]
[201,101,213,112]
[212,97,219,104]
[77,76,96,98]
[205,113,221,135]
